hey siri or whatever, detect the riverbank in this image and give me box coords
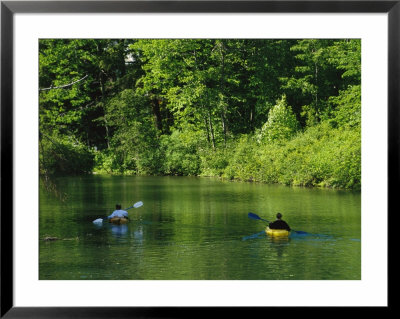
[92,122,360,191]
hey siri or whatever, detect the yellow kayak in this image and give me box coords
[109,217,129,225]
[265,227,290,237]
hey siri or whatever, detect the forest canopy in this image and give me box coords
[39,39,361,190]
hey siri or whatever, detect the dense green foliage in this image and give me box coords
[39,39,361,189]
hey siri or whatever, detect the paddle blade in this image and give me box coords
[134,201,143,208]
[248,212,261,220]
[93,218,103,225]
[242,231,266,241]
[248,212,269,223]
[293,230,308,235]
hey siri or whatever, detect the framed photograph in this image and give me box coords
[1,0,395,317]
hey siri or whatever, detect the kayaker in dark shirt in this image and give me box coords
[269,213,291,231]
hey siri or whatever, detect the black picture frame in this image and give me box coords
[1,0,395,317]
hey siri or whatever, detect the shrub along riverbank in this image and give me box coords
[199,123,361,190]
[90,116,360,190]
[40,108,361,190]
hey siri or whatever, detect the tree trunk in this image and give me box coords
[218,41,228,146]
[100,75,110,149]
[208,109,216,149]
[151,97,163,133]
[204,116,210,144]
[220,111,227,147]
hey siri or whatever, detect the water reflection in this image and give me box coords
[110,224,128,237]
[269,240,289,258]
[269,236,290,243]
[107,223,145,246]
[133,226,144,244]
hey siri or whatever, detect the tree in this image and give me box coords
[259,95,300,143]
[280,39,342,127]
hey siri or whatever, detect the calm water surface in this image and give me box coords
[39,176,361,280]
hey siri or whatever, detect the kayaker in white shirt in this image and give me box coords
[108,204,129,220]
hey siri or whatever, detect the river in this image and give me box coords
[39,175,361,280]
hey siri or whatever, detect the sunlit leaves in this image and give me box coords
[259,95,300,143]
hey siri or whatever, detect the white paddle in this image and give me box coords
[125,201,143,210]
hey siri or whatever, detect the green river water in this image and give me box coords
[39,175,361,280]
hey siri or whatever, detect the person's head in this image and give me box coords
[276,212,282,219]
[116,204,122,210]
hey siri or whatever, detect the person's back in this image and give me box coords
[110,210,128,218]
[108,204,128,219]
[269,212,290,231]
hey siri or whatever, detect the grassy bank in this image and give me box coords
[91,121,360,190]
[199,122,360,190]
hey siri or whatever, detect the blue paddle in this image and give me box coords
[93,201,144,224]
[248,212,270,223]
[248,212,308,235]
